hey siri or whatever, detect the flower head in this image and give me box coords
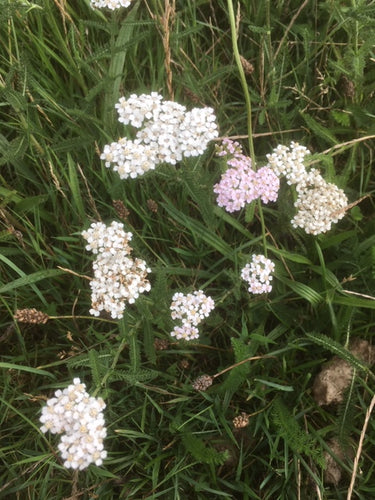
[102,93,218,179]
[266,141,310,185]
[14,308,49,324]
[266,141,348,234]
[82,222,151,319]
[82,220,133,255]
[40,378,107,470]
[115,92,163,127]
[192,374,213,392]
[253,166,280,204]
[213,155,256,212]
[215,138,243,158]
[90,0,132,9]
[170,290,215,341]
[179,107,219,157]
[233,412,250,429]
[292,177,348,235]
[241,254,275,294]
[213,139,279,212]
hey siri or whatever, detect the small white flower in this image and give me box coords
[241,255,275,294]
[291,179,348,234]
[170,290,215,341]
[170,324,200,341]
[40,379,107,470]
[266,141,310,185]
[90,0,132,10]
[101,94,218,180]
[82,222,151,319]
[266,141,348,234]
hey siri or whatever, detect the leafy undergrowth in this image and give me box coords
[1,0,375,499]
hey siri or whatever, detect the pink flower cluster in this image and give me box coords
[213,139,279,212]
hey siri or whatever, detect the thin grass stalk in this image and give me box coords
[347,393,375,499]
[162,0,175,100]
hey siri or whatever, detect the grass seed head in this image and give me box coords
[233,412,250,429]
[192,374,213,392]
[14,309,49,325]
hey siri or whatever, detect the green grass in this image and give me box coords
[1,0,375,498]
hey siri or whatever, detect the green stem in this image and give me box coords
[227,1,268,254]
[49,315,117,324]
[227,0,255,166]
[257,199,268,256]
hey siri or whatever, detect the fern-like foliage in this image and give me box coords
[272,397,325,468]
[181,432,229,466]
[119,320,142,374]
[306,332,373,378]
[67,352,111,372]
[88,349,103,388]
[108,368,158,386]
[181,163,218,231]
[219,337,252,395]
[136,299,157,364]
[143,318,156,365]
[149,268,170,330]
[128,331,141,373]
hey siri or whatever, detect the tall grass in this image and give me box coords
[1,0,375,498]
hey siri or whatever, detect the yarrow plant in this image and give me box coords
[4,0,373,496]
[266,142,348,234]
[81,221,151,319]
[90,0,132,9]
[170,290,215,341]
[266,141,311,186]
[39,378,107,470]
[241,254,275,294]
[213,139,279,212]
[101,92,218,179]
[291,176,349,235]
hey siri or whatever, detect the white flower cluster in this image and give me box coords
[266,141,310,185]
[291,174,348,235]
[241,254,275,294]
[170,290,215,341]
[90,0,132,9]
[82,221,151,319]
[266,142,348,234]
[101,92,218,179]
[40,378,107,470]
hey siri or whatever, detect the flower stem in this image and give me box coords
[257,199,268,256]
[227,1,269,255]
[227,0,255,166]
